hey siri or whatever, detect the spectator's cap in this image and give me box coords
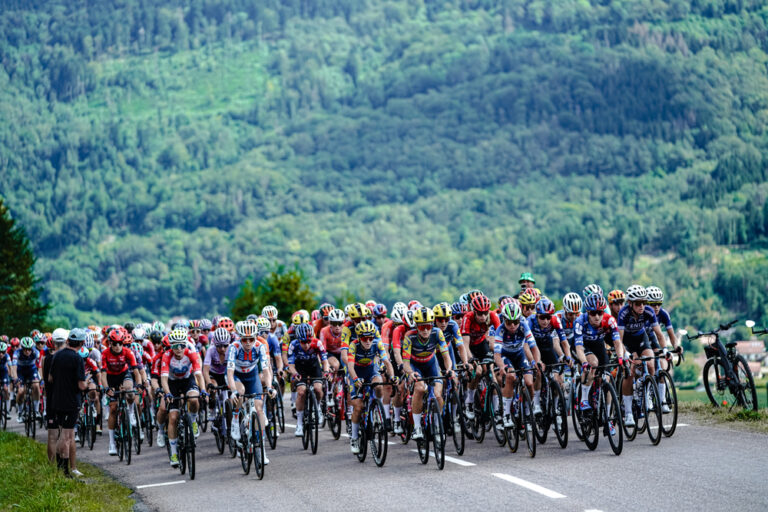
[52,328,70,344]
[518,272,535,284]
[68,328,88,344]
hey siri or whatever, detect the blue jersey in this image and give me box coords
[287,339,328,365]
[527,315,567,350]
[265,333,281,360]
[493,322,535,355]
[0,352,9,377]
[655,308,674,331]
[555,310,576,345]
[617,305,658,337]
[573,312,620,347]
[226,341,268,374]
[12,348,40,368]
[440,320,464,349]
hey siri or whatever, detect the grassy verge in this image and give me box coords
[679,401,768,434]
[0,431,134,512]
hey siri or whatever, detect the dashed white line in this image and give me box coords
[342,432,396,445]
[409,449,476,466]
[492,473,566,498]
[136,480,185,489]
[285,423,297,428]
[649,423,689,430]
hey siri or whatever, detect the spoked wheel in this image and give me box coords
[133,424,142,455]
[603,382,623,455]
[123,413,132,465]
[78,416,86,448]
[370,400,388,467]
[239,419,252,474]
[266,399,278,450]
[144,406,154,447]
[643,378,662,446]
[571,380,584,441]
[226,401,237,458]
[398,405,412,445]
[199,402,208,433]
[448,389,464,455]
[619,374,638,441]
[533,383,550,445]
[308,393,319,455]
[504,396,520,453]
[88,406,97,451]
[416,427,429,465]
[430,400,445,470]
[470,388,485,443]
[251,412,264,480]
[519,388,536,458]
[178,421,187,475]
[276,388,285,433]
[185,415,196,480]
[703,359,739,409]
[734,355,758,411]
[328,399,341,440]
[214,413,226,454]
[0,400,6,431]
[658,370,678,437]
[551,382,568,449]
[356,417,368,463]
[489,383,505,446]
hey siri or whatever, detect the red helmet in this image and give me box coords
[108,329,125,344]
[10,337,20,347]
[311,310,320,322]
[218,317,234,332]
[471,294,491,313]
[46,335,55,351]
[162,334,170,349]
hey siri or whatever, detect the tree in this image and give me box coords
[230,264,316,320]
[0,198,49,336]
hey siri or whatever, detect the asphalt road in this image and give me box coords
[9,403,768,512]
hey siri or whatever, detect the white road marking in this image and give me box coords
[285,423,297,428]
[584,509,603,512]
[649,423,689,430]
[492,473,566,498]
[136,481,185,489]
[341,432,396,445]
[409,449,476,466]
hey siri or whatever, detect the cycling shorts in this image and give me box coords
[234,371,263,396]
[623,331,651,355]
[501,350,532,375]
[168,376,199,410]
[539,346,559,367]
[294,359,322,382]
[469,339,491,360]
[350,365,380,400]
[107,371,133,390]
[583,339,609,367]
[210,372,226,387]
[411,358,439,380]
[17,366,39,383]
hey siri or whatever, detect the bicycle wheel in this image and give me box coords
[618,372,638,441]
[657,370,678,437]
[214,412,226,454]
[186,414,196,480]
[470,386,485,443]
[533,381,550,445]
[239,417,251,474]
[570,380,584,441]
[144,404,154,447]
[265,398,277,450]
[29,405,36,439]
[116,412,124,461]
[551,381,568,449]
[734,355,758,411]
[0,399,6,431]
[703,358,738,408]
[78,414,86,448]
[356,416,368,463]
[489,382,505,446]
[430,400,445,470]
[520,387,536,458]
[200,400,208,433]
[301,406,310,450]
[276,388,285,433]
[580,384,598,451]
[308,392,319,455]
[505,393,520,453]
[88,404,97,450]
[448,389,464,455]
[398,404,412,444]
[133,425,141,455]
[123,412,132,465]
[251,411,264,480]
[416,424,429,465]
[603,381,622,456]
[178,418,187,475]
[371,400,388,467]
[643,377,662,446]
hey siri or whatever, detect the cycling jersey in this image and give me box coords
[12,348,40,369]
[573,313,620,347]
[617,305,658,337]
[527,315,567,350]
[226,341,268,374]
[161,348,202,380]
[84,357,100,376]
[380,319,395,346]
[150,352,164,377]
[348,338,388,367]
[554,309,577,347]
[440,319,464,349]
[88,347,102,367]
[203,346,228,375]
[655,307,674,331]
[101,347,138,375]
[287,338,328,364]
[312,318,325,338]
[390,323,408,352]
[401,328,449,364]
[141,340,155,359]
[492,322,535,354]
[319,326,346,355]
[271,320,288,340]
[460,311,500,346]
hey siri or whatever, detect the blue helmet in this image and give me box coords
[535,297,555,316]
[584,293,607,312]
[450,302,464,316]
[295,323,313,342]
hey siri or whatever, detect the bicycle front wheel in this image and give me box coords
[430,400,445,470]
[520,388,536,458]
[570,380,584,441]
[371,400,388,467]
[308,392,319,455]
[703,358,738,408]
[643,378,662,446]
[603,381,622,456]
[551,381,568,449]
[658,370,678,437]
[251,411,264,480]
[533,381,550,445]
[448,389,465,455]
[488,382,505,446]
[266,398,278,450]
[186,414,196,480]
[239,418,251,474]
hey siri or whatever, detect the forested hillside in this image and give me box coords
[1,0,767,331]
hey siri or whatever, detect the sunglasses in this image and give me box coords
[452,315,463,321]
[416,323,433,329]
[111,342,123,346]
[241,337,255,343]
[588,310,603,317]
[647,302,662,307]
[611,300,625,306]
[330,321,343,327]
[538,314,552,321]
[171,343,186,350]
[359,335,374,342]
[504,319,521,325]
[475,311,489,315]
[523,305,535,311]
[631,301,646,306]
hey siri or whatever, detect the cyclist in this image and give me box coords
[518,289,540,319]
[0,341,10,418]
[433,302,470,371]
[389,306,411,434]
[313,303,334,338]
[129,340,152,440]
[607,289,626,319]
[11,337,41,424]
[371,303,388,331]
[256,317,283,376]
[347,320,396,453]
[287,323,329,437]
[493,302,536,428]
[100,329,141,456]
[402,307,454,440]
[527,296,570,414]
[461,294,500,419]
[647,285,682,357]
[555,292,582,354]
[262,305,287,341]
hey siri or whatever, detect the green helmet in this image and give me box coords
[20,337,35,349]
[519,272,535,284]
[500,302,522,322]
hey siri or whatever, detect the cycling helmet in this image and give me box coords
[311,310,320,322]
[200,319,213,331]
[497,294,512,305]
[328,309,345,323]
[467,289,483,299]
[84,331,95,349]
[390,309,403,324]
[78,346,89,359]
[108,329,125,344]
[500,302,522,322]
[295,323,313,342]
[292,310,310,325]
[256,317,271,333]
[20,337,34,349]
[646,286,664,303]
[345,304,359,319]
[218,317,235,332]
[236,320,258,337]
[0,335,7,344]
[518,290,537,306]
[152,321,166,333]
[261,306,278,319]
[132,328,146,340]
[450,302,464,316]
[365,300,377,310]
[246,314,259,323]
[175,319,190,330]
[407,300,422,310]
[562,292,583,314]
[318,303,334,317]
[149,330,163,344]
[470,294,491,313]
[535,297,555,316]
[355,320,378,338]
[392,302,407,318]
[585,293,607,312]
[458,294,469,307]
[404,310,416,329]
[123,322,136,333]
[0,342,8,353]
[413,307,435,325]
[372,303,388,317]
[499,296,515,308]
[607,289,626,303]
[168,329,188,344]
[582,284,603,300]
[212,327,231,346]
[357,304,372,319]
[52,328,69,343]
[10,337,20,348]
[626,284,647,302]
[433,303,452,318]
[161,334,170,349]
[130,342,143,357]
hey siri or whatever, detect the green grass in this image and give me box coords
[0,431,134,512]
[677,384,768,410]
[679,401,768,434]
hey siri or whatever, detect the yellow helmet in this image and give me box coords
[357,303,372,319]
[355,320,378,338]
[432,303,451,319]
[413,307,435,325]
[518,289,540,306]
[346,304,360,320]
[292,310,310,325]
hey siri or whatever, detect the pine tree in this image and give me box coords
[229,264,316,321]
[0,199,49,336]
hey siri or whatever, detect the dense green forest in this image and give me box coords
[0,0,767,335]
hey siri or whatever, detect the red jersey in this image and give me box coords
[391,324,408,351]
[85,357,100,375]
[141,339,155,359]
[151,352,164,376]
[380,319,395,347]
[101,347,138,375]
[313,319,325,338]
[160,348,202,381]
[461,311,501,346]
[319,325,346,355]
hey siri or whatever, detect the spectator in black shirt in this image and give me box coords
[43,328,68,464]
[47,328,87,477]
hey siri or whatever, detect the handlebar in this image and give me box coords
[685,319,738,340]
[751,327,768,336]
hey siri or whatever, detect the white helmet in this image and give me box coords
[626,285,647,302]
[404,310,416,329]
[646,286,664,303]
[52,328,70,343]
[132,328,146,340]
[582,284,603,300]
[562,293,583,314]
[235,320,257,337]
[261,305,278,319]
[328,309,345,323]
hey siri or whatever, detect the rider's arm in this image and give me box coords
[161,375,170,396]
